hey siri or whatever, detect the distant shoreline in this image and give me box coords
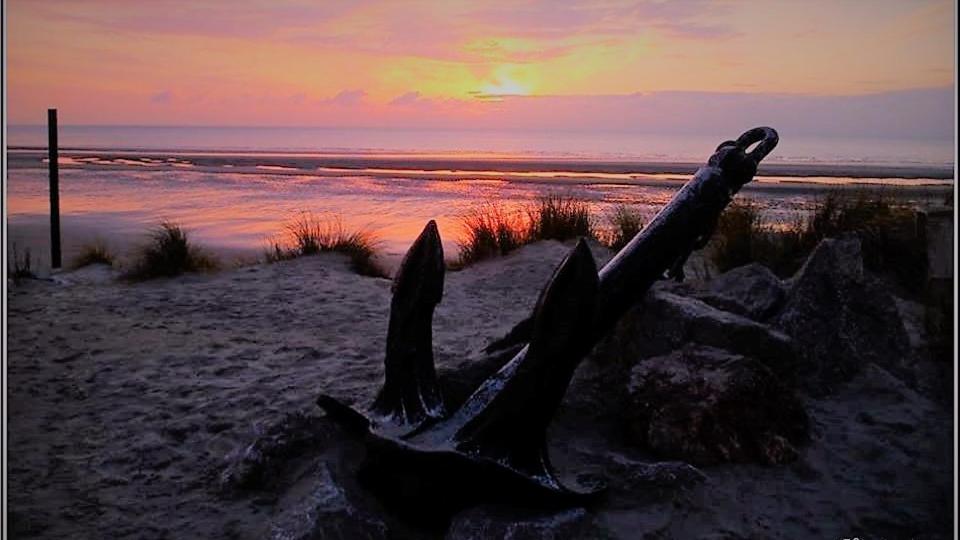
[7,147,955,181]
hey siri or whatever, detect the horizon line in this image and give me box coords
[6,123,956,141]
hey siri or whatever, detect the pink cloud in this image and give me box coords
[323,90,367,106]
[150,90,173,104]
[389,91,421,106]
[11,0,736,67]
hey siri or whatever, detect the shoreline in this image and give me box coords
[6,163,953,276]
[8,148,956,181]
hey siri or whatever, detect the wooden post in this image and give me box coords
[48,108,62,269]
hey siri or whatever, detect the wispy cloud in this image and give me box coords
[7,0,954,130]
[150,90,173,104]
[323,90,367,106]
[389,91,426,106]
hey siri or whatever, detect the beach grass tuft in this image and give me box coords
[70,241,116,269]
[601,204,645,251]
[456,202,527,267]
[457,195,597,267]
[526,195,595,242]
[808,190,926,291]
[711,191,926,291]
[266,212,387,278]
[711,200,768,273]
[8,243,36,281]
[124,222,220,280]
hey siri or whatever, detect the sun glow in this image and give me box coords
[6,0,954,126]
[479,75,531,97]
[472,62,542,100]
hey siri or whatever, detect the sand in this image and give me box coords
[6,241,954,538]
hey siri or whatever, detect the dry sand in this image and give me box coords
[6,241,954,538]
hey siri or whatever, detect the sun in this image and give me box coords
[479,76,530,97]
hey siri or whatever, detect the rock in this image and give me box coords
[592,284,797,381]
[446,505,594,540]
[219,411,332,492]
[626,345,809,465]
[266,463,388,540]
[774,236,913,392]
[693,263,786,321]
[603,454,707,494]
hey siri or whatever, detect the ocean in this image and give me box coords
[6,125,958,165]
[5,125,955,271]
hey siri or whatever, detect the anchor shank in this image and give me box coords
[486,127,780,355]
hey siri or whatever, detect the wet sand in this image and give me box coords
[6,156,953,276]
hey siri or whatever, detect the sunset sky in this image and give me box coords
[6,0,956,137]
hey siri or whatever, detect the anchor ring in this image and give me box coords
[735,126,779,164]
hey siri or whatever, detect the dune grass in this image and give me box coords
[456,203,528,267]
[601,204,645,251]
[266,212,387,277]
[710,191,927,291]
[711,200,769,273]
[124,222,220,280]
[804,191,924,286]
[456,197,651,267]
[456,196,598,267]
[8,243,35,281]
[708,200,809,277]
[70,241,115,269]
[455,190,925,288]
[526,195,595,242]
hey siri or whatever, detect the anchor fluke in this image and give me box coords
[318,220,447,431]
[371,219,446,427]
[449,239,600,490]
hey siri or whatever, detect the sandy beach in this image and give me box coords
[6,1,956,538]
[6,239,954,539]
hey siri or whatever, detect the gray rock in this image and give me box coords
[219,411,332,492]
[446,505,594,540]
[266,463,388,540]
[694,263,786,321]
[592,284,797,381]
[603,454,707,493]
[774,236,913,392]
[626,345,809,465]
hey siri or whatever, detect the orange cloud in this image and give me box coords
[6,0,955,127]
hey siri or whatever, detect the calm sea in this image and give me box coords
[7,125,958,166]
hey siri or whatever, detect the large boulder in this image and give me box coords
[774,236,913,392]
[693,263,786,321]
[626,345,809,465]
[592,284,797,381]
